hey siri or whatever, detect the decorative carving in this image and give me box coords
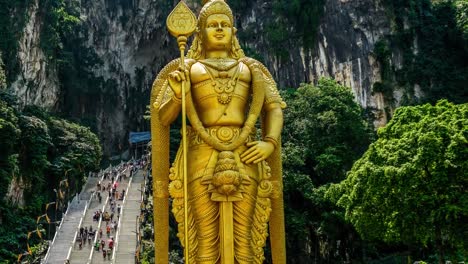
[154,180,169,198]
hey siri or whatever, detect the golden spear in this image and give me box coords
[166,2,197,263]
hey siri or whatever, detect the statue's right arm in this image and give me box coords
[158,93,181,126]
[158,68,191,126]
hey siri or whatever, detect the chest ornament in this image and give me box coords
[199,60,243,105]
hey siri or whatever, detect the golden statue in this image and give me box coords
[150,1,286,263]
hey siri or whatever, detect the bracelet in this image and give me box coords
[171,94,182,104]
[264,136,279,149]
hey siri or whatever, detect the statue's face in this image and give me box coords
[203,14,232,52]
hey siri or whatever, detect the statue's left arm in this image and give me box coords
[263,102,284,149]
[241,63,285,164]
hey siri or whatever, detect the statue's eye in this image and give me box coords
[208,23,216,28]
[222,23,230,28]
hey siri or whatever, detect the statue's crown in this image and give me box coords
[199,0,234,28]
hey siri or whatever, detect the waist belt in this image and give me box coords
[186,126,255,147]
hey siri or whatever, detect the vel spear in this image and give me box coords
[166,2,197,263]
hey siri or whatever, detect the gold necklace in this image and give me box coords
[200,58,239,71]
[200,63,243,105]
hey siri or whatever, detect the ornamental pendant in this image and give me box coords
[218,93,232,104]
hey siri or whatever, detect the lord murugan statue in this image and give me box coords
[150,0,286,263]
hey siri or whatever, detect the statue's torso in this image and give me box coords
[190,58,251,127]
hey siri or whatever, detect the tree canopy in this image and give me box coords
[336,100,467,262]
[282,78,373,186]
[0,93,102,262]
[281,78,374,262]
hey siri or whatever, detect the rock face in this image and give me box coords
[74,0,177,155]
[5,177,27,207]
[10,0,59,109]
[237,0,391,127]
[10,0,395,155]
[310,0,390,126]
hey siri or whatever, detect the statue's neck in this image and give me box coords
[205,50,229,59]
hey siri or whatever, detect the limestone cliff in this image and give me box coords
[6,0,419,154]
[10,0,60,109]
[238,0,391,127]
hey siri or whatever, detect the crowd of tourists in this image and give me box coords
[72,158,148,262]
[74,161,131,258]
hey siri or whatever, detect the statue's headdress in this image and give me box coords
[187,0,244,59]
[198,0,234,29]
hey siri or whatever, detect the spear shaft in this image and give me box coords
[166,2,197,263]
[179,35,190,264]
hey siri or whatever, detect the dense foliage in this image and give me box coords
[280,79,374,263]
[336,100,467,263]
[374,0,468,105]
[39,0,80,60]
[0,91,102,262]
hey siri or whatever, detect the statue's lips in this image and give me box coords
[214,34,225,39]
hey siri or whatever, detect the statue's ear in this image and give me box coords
[233,27,238,34]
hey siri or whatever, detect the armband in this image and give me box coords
[264,136,279,149]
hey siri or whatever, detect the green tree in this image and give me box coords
[0,96,102,262]
[18,115,52,200]
[337,100,468,263]
[455,0,468,42]
[283,78,373,186]
[0,96,20,198]
[40,0,80,60]
[47,117,102,191]
[281,78,373,263]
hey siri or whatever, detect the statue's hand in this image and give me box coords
[240,141,274,164]
[168,68,191,99]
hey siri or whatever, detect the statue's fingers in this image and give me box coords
[245,153,261,164]
[245,141,258,147]
[241,146,258,159]
[179,71,186,81]
[240,147,254,158]
[242,149,259,162]
[252,156,264,164]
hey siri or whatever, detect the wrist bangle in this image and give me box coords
[264,136,279,149]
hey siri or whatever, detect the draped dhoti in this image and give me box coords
[169,126,273,264]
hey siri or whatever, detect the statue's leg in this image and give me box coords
[190,178,220,263]
[233,164,258,264]
[188,145,220,263]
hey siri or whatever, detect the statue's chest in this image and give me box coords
[191,61,251,105]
